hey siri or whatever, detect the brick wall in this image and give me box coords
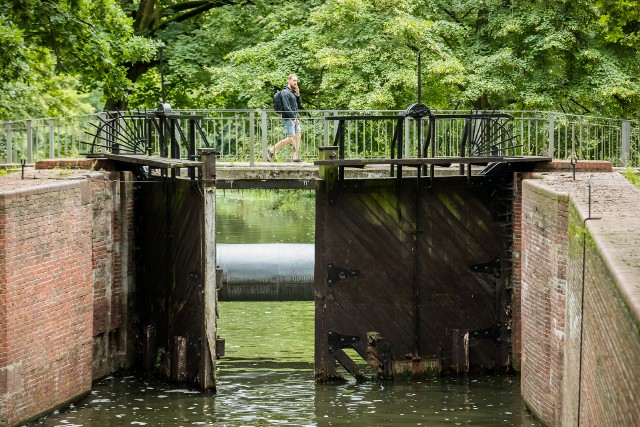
[92,173,135,378]
[518,171,640,426]
[520,180,568,426]
[0,180,93,427]
[0,170,135,427]
[511,173,523,371]
[562,181,640,427]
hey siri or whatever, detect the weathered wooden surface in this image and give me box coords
[104,153,202,169]
[314,155,551,167]
[315,172,514,381]
[135,177,215,389]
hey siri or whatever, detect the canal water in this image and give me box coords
[29,190,541,427]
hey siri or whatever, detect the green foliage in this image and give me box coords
[186,0,640,118]
[622,165,640,188]
[3,0,640,120]
[597,0,640,45]
[0,0,159,119]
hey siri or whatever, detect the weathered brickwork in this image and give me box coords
[91,174,136,378]
[0,170,135,427]
[0,181,93,427]
[518,171,640,427]
[520,180,568,426]
[511,173,523,371]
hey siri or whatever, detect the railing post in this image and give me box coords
[5,125,12,164]
[404,116,410,158]
[261,110,268,161]
[49,119,55,159]
[323,111,330,146]
[26,120,33,163]
[548,113,555,158]
[249,111,255,167]
[621,120,631,166]
[99,112,108,154]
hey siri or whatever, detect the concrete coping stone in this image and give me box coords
[0,168,107,200]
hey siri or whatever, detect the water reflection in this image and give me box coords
[30,302,540,427]
[216,190,315,244]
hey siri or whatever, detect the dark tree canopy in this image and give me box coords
[1,0,639,120]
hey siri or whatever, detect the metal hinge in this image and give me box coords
[327,263,360,287]
[328,331,360,353]
[470,257,501,278]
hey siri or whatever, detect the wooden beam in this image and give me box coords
[105,154,202,169]
[215,178,317,190]
[314,156,552,167]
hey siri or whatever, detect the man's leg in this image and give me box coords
[268,119,295,159]
[292,121,301,161]
[272,135,293,152]
[292,132,301,160]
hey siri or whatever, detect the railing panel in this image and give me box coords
[1,110,638,166]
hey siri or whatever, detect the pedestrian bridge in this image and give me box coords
[1,108,638,167]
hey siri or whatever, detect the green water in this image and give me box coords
[216,190,315,243]
[31,301,541,427]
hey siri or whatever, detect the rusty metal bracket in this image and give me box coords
[328,331,360,353]
[327,263,360,286]
[470,257,501,278]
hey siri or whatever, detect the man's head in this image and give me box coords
[288,74,298,90]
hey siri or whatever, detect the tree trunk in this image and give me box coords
[104,58,160,111]
[473,94,491,110]
[103,0,238,111]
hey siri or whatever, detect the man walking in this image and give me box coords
[267,74,302,162]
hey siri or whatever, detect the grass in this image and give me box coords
[622,165,640,189]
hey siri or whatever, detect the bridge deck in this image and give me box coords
[104,154,202,169]
[313,155,552,167]
[97,154,553,189]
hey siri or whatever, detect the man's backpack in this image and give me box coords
[273,89,284,113]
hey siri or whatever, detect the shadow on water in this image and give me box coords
[29,190,541,426]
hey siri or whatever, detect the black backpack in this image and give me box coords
[273,89,284,113]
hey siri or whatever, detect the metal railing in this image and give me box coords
[0,109,637,166]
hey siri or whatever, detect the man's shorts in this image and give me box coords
[284,118,301,137]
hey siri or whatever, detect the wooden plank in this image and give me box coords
[105,153,202,169]
[314,156,551,167]
[216,178,316,190]
[315,173,514,379]
[135,178,214,389]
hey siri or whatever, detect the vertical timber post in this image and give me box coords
[143,325,156,372]
[199,148,217,390]
[318,146,339,194]
[171,336,188,382]
[452,329,469,374]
